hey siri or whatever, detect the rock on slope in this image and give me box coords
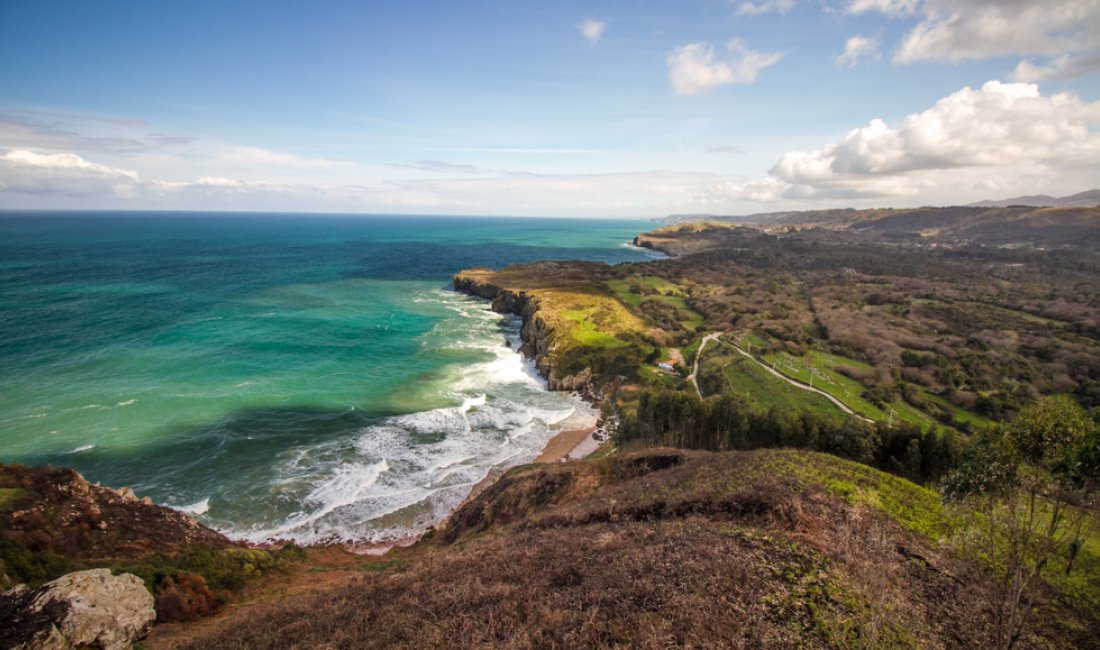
[0,568,156,650]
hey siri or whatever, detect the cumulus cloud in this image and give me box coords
[1013,53,1100,82]
[579,18,606,43]
[889,0,1100,63]
[0,150,139,197]
[667,40,784,95]
[837,35,881,67]
[736,0,795,16]
[762,81,1100,199]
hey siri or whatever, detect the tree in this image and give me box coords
[942,396,1098,650]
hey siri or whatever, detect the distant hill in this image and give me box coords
[662,191,1100,230]
[646,205,1100,251]
[969,189,1100,208]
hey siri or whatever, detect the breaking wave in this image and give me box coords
[224,288,596,545]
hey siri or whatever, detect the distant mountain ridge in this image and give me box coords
[649,204,1100,250]
[969,189,1100,208]
[662,190,1100,226]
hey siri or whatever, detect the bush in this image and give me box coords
[156,572,218,622]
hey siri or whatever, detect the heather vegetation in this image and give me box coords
[174,449,1098,649]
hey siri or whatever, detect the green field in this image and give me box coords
[760,349,959,429]
[651,293,705,331]
[883,396,939,429]
[607,276,705,330]
[736,331,767,350]
[920,390,994,429]
[606,276,680,306]
[560,307,631,348]
[605,279,644,307]
[762,350,888,420]
[705,347,847,420]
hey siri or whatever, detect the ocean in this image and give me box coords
[0,212,658,544]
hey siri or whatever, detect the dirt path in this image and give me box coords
[688,332,722,398]
[712,337,874,423]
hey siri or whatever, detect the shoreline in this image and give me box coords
[349,422,602,556]
[534,424,598,463]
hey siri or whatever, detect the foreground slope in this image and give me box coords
[173,448,1098,649]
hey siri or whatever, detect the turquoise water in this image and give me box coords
[0,212,658,543]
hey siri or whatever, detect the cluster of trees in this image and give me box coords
[943,396,1099,649]
[617,388,963,483]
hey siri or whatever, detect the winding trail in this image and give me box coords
[688,332,722,398]
[699,334,874,423]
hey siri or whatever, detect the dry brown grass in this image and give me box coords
[172,449,1099,650]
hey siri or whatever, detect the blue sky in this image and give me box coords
[1,0,1098,216]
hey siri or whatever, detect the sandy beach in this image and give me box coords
[534,425,598,463]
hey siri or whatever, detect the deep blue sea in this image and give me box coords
[0,212,658,543]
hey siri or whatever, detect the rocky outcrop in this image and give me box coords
[453,270,591,393]
[631,233,683,257]
[0,464,232,563]
[0,569,155,650]
[550,367,591,392]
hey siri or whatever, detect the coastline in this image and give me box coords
[348,422,602,556]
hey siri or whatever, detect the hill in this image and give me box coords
[164,448,1099,649]
[651,205,1100,250]
[970,189,1100,208]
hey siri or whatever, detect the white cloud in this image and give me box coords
[736,0,795,16]
[892,0,1100,63]
[706,145,745,154]
[0,115,156,155]
[0,146,747,216]
[1012,53,1100,82]
[703,177,786,202]
[395,159,480,174]
[214,146,345,169]
[837,35,881,67]
[378,170,729,214]
[761,81,1100,200]
[0,150,139,197]
[579,18,606,43]
[846,0,919,16]
[667,40,784,95]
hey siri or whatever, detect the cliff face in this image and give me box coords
[453,269,591,392]
[631,234,671,256]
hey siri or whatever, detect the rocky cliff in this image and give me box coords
[453,268,592,392]
[0,463,232,568]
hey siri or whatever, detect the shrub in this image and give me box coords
[156,572,218,622]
